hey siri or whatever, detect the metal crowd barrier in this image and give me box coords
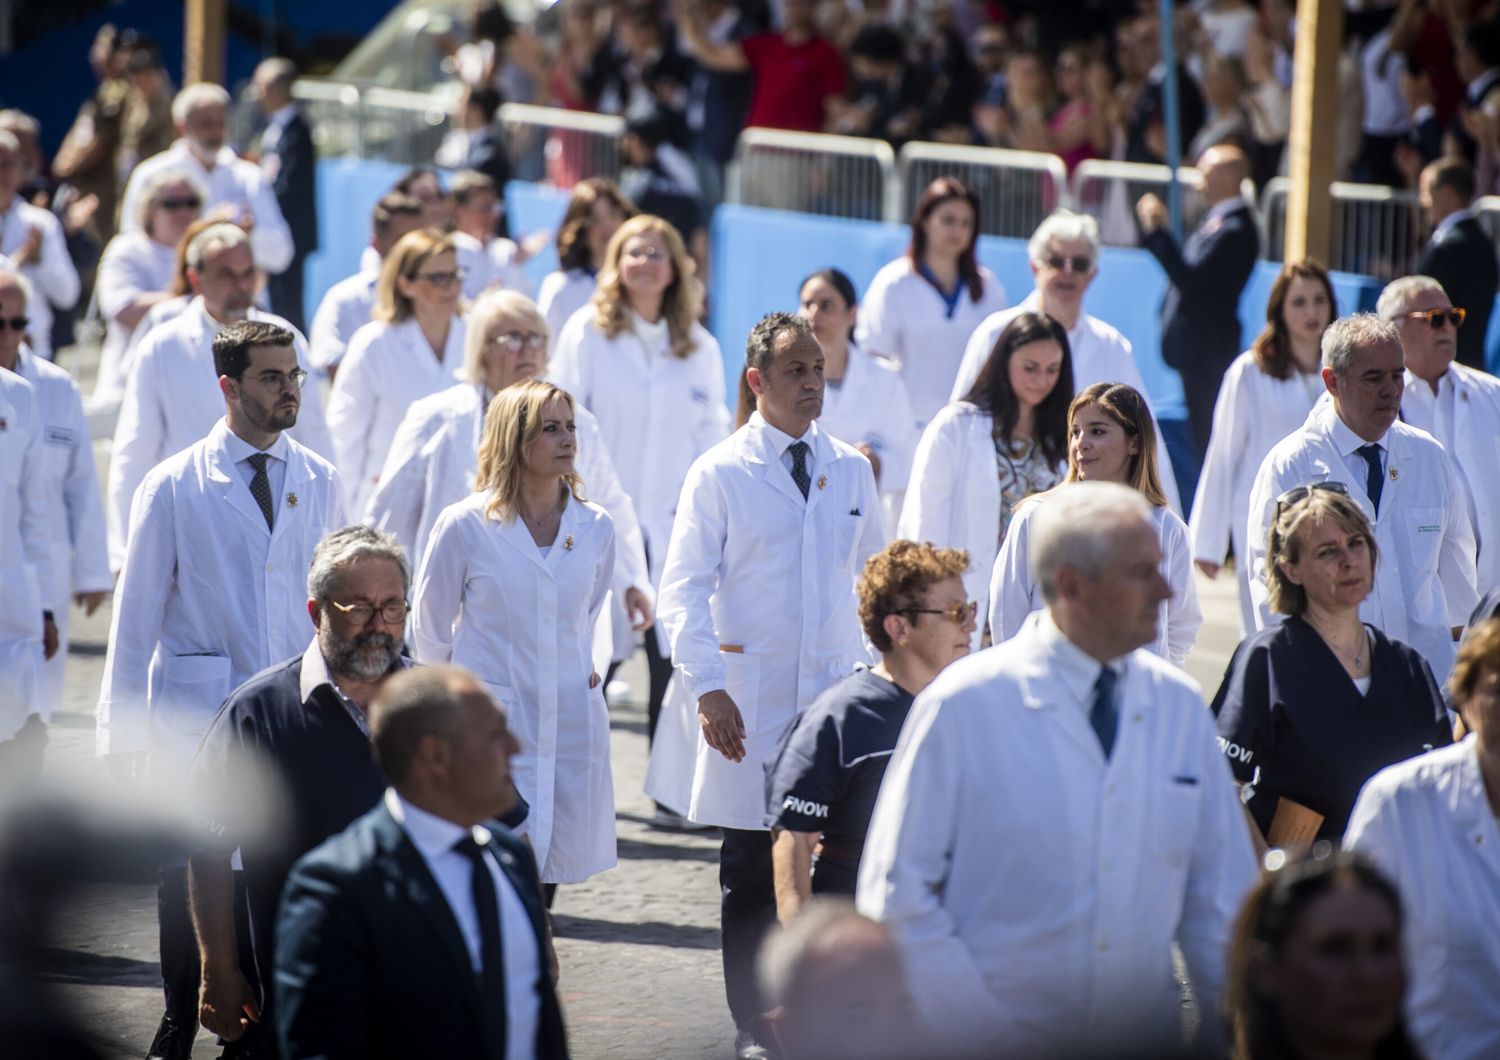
[898,143,1070,237]
[1069,159,1208,247]
[1261,177,1424,279]
[725,128,898,222]
[498,102,623,186]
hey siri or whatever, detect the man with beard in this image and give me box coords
[98,320,344,1060]
[185,526,410,1059]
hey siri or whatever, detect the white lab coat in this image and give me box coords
[856,612,1256,1055]
[412,491,616,884]
[306,268,378,372]
[897,401,1064,651]
[0,199,81,361]
[1399,363,1500,596]
[97,420,345,773]
[989,499,1201,665]
[1245,402,1479,679]
[953,293,1183,515]
[365,381,649,603]
[15,349,110,713]
[93,231,178,410]
[0,367,57,735]
[1345,738,1500,1060]
[119,141,293,274]
[645,416,886,828]
[536,268,595,340]
[818,343,919,533]
[106,298,332,570]
[855,257,1007,429]
[326,315,466,516]
[453,232,531,301]
[1188,350,1324,632]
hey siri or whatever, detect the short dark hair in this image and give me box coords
[1425,155,1475,203]
[369,667,469,784]
[212,320,295,380]
[745,312,814,373]
[372,192,423,236]
[467,86,503,124]
[450,169,498,204]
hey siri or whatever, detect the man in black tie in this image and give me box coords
[1417,156,1498,371]
[253,59,318,333]
[274,665,567,1060]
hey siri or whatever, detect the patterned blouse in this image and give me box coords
[995,435,1063,543]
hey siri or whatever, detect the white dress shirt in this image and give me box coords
[0,198,81,361]
[222,426,288,520]
[384,789,541,1060]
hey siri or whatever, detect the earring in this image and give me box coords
[897,637,909,648]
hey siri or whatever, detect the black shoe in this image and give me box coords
[144,1013,193,1060]
[733,1026,771,1060]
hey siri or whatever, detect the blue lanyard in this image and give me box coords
[917,262,965,320]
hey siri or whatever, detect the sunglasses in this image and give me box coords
[487,331,547,353]
[899,601,979,625]
[1274,480,1349,519]
[1043,254,1093,274]
[156,196,202,211]
[0,316,29,332]
[1402,307,1465,330]
[413,268,465,288]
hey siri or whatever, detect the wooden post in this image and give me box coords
[184,0,227,86]
[1284,0,1343,264]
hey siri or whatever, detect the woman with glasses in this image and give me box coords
[1191,259,1336,634]
[989,382,1201,664]
[766,540,974,920]
[550,214,728,749]
[413,380,619,893]
[327,229,466,515]
[1212,484,1450,845]
[536,178,637,338]
[899,311,1071,651]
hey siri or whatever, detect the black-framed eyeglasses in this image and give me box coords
[0,316,29,332]
[899,601,979,625]
[156,196,202,211]
[1402,307,1465,330]
[487,331,547,354]
[1274,480,1349,519]
[1043,254,1093,274]
[250,368,308,391]
[330,599,410,625]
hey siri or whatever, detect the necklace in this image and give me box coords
[1322,623,1369,670]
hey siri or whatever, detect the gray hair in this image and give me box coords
[0,109,39,138]
[1321,313,1401,376]
[757,899,893,1010]
[0,130,19,156]
[1030,482,1153,603]
[0,267,36,310]
[461,289,550,385]
[745,312,814,372]
[1027,209,1101,264]
[171,83,231,125]
[184,222,251,271]
[254,57,298,94]
[1376,275,1447,321]
[306,525,411,602]
[134,166,207,231]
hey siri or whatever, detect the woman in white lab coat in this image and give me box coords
[535,177,636,338]
[1190,259,1335,633]
[413,380,616,887]
[898,311,1071,649]
[990,382,1202,664]
[327,229,466,515]
[795,268,918,531]
[550,213,728,740]
[856,177,1008,428]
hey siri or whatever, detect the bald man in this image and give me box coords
[1137,143,1260,472]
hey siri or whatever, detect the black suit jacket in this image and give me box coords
[1142,200,1261,373]
[274,802,567,1060]
[263,109,319,256]
[1417,215,1498,371]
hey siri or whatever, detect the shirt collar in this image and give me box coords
[1205,197,1246,224]
[385,788,494,857]
[268,104,297,130]
[1019,290,1086,342]
[1327,405,1386,457]
[1033,609,1128,708]
[1434,208,1473,240]
[752,410,817,454]
[1402,367,1452,399]
[1468,67,1500,103]
[222,423,289,466]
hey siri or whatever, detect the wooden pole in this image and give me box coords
[1284,0,1343,264]
[184,0,227,86]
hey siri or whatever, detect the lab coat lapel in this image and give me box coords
[493,509,551,574]
[204,427,272,537]
[544,495,587,574]
[802,428,839,517]
[743,422,809,508]
[1453,744,1500,883]
[269,443,315,543]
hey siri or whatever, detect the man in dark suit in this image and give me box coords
[1418,156,1498,372]
[254,58,318,334]
[274,665,567,1060]
[1136,143,1260,468]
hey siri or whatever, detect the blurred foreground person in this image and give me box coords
[274,666,567,1059]
[858,482,1256,1056]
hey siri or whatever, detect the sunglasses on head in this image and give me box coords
[1402,307,1465,330]
[1274,480,1349,519]
[0,316,29,333]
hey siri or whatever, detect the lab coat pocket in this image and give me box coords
[1155,781,1202,871]
[825,514,862,573]
[154,655,233,735]
[1404,508,1445,573]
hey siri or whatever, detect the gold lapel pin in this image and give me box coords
[817,475,827,490]
[564,535,574,550]
[1389,468,1398,481]
[286,493,299,508]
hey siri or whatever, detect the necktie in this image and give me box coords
[788,441,811,499]
[246,453,275,530]
[453,835,509,1055]
[1356,443,1384,515]
[1090,667,1118,759]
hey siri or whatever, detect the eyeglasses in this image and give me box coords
[413,268,465,288]
[248,368,308,391]
[1402,307,1465,330]
[623,245,667,262]
[156,196,202,211]
[899,601,980,625]
[487,331,547,353]
[0,316,29,332]
[1042,254,1093,274]
[330,599,410,625]
[1274,480,1349,519]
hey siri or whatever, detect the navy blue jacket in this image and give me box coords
[1142,200,1260,373]
[1417,215,1498,371]
[262,109,318,256]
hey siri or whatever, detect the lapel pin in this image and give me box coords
[817,475,827,490]
[1389,468,1398,481]
[286,493,298,508]
[564,535,574,551]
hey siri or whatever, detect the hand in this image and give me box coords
[64,193,99,236]
[588,670,601,689]
[854,442,882,482]
[624,586,654,632]
[198,965,261,1040]
[42,617,59,660]
[698,690,746,762]
[12,226,41,267]
[1194,560,1221,579]
[74,590,108,616]
[1136,194,1168,233]
[1400,70,1434,113]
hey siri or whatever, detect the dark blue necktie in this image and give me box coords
[246,453,275,530]
[788,441,811,499]
[1356,444,1384,515]
[1090,667,1118,759]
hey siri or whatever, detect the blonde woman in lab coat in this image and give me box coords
[413,380,617,889]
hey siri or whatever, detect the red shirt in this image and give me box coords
[740,33,846,132]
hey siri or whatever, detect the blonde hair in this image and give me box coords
[1063,383,1169,508]
[1265,489,1378,616]
[591,214,702,359]
[374,229,456,324]
[461,289,550,385]
[475,380,586,523]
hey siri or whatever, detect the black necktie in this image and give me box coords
[453,835,509,1056]
[1090,667,1118,759]
[246,453,275,530]
[788,441,811,499]
[1356,443,1384,515]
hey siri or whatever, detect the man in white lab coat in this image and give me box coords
[648,313,884,1059]
[1377,275,1500,596]
[1246,313,1479,679]
[0,130,81,361]
[108,221,332,570]
[98,319,344,1060]
[857,482,1256,1056]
